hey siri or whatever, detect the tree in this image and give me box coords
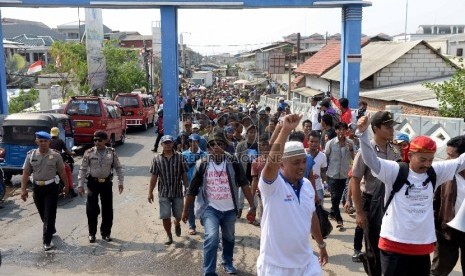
[49,41,88,100]
[8,88,39,113]
[424,67,465,118]
[103,40,147,98]
[5,54,35,88]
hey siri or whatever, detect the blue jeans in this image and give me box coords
[201,206,236,276]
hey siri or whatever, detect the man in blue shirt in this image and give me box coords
[182,134,207,235]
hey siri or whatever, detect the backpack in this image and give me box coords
[370,162,437,230]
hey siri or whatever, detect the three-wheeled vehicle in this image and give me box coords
[0,113,74,185]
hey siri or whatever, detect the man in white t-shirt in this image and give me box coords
[308,130,327,204]
[257,114,328,276]
[357,115,465,276]
[309,97,322,131]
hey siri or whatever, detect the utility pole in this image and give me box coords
[404,0,409,42]
[143,40,150,93]
[297,32,301,67]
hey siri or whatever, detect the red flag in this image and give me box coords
[27,60,43,75]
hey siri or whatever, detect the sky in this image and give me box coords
[1,0,464,55]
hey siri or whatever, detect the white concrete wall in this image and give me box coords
[375,44,456,87]
[305,76,330,92]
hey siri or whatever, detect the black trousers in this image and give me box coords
[380,250,430,276]
[32,184,59,244]
[431,229,465,276]
[86,180,113,237]
[361,192,382,276]
[354,225,364,251]
[328,177,346,222]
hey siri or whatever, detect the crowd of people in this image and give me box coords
[20,80,465,276]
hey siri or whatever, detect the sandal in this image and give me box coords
[188,229,197,235]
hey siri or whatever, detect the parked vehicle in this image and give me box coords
[64,96,126,146]
[115,92,155,130]
[0,167,5,200]
[0,113,74,185]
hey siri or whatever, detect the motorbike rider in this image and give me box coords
[50,127,76,197]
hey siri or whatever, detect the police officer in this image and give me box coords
[20,131,69,251]
[78,130,124,243]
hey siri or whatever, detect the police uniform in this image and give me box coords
[78,145,123,240]
[22,132,65,249]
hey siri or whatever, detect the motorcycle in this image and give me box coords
[56,151,75,198]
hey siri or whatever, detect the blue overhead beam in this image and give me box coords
[0,0,371,8]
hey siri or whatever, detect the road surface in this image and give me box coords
[0,129,462,275]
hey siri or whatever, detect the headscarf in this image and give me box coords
[409,136,437,153]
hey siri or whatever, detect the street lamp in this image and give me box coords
[179,32,191,78]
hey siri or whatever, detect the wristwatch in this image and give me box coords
[318,241,327,249]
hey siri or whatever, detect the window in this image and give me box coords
[116,96,139,107]
[67,32,79,39]
[66,100,102,116]
[457,48,463,57]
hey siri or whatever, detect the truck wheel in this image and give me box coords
[119,132,126,145]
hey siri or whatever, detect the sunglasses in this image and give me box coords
[93,138,103,142]
[208,141,225,148]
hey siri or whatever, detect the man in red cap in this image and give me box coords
[357,115,465,276]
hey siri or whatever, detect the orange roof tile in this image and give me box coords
[295,42,341,77]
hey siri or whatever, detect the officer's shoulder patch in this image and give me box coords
[85,148,94,154]
[108,147,115,152]
[27,149,35,154]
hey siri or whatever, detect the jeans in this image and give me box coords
[201,206,236,276]
[32,184,59,244]
[188,201,196,230]
[328,177,346,222]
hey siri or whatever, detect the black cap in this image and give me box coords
[207,131,228,145]
[371,111,399,127]
[94,130,108,140]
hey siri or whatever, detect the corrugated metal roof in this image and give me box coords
[293,87,324,98]
[322,40,423,81]
[359,77,451,109]
[300,44,325,54]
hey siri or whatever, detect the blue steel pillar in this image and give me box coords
[160,6,179,137]
[0,10,9,114]
[340,5,362,110]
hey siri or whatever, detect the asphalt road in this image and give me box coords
[0,128,462,275]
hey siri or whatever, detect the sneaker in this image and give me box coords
[328,213,336,221]
[352,250,363,263]
[102,236,112,242]
[223,264,237,274]
[89,235,96,243]
[43,242,54,251]
[336,220,344,228]
[151,148,157,152]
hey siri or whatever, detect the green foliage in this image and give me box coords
[103,40,147,98]
[8,89,39,113]
[49,41,88,100]
[424,68,465,118]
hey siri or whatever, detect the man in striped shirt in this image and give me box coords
[148,135,188,245]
